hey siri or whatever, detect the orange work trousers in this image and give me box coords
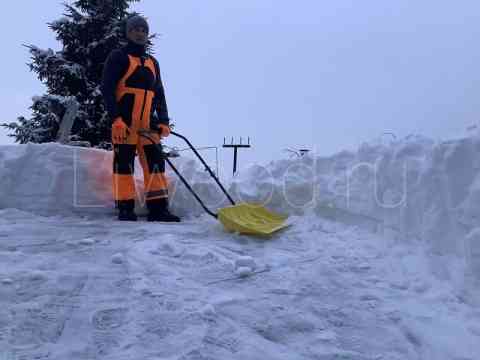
[112,131,168,203]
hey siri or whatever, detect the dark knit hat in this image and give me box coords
[126,15,149,34]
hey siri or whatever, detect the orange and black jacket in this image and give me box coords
[101,41,169,128]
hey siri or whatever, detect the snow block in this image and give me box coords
[234,256,257,270]
[0,142,224,218]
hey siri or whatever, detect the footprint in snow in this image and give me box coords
[111,253,124,264]
[92,308,128,330]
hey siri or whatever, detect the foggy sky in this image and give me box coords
[1,0,479,175]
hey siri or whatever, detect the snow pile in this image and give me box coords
[1,140,480,358]
[0,142,224,217]
[0,143,113,216]
[232,135,480,283]
[1,135,480,282]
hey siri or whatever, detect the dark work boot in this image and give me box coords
[147,198,181,222]
[117,199,137,221]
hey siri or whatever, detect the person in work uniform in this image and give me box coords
[101,15,180,222]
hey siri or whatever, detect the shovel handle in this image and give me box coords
[163,156,219,219]
[138,129,219,219]
[170,131,236,206]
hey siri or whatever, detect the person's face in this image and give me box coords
[127,26,148,46]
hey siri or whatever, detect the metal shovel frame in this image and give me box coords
[138,129,234,219]
[138,129,290,236]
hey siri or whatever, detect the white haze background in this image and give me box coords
[0,0,479,175]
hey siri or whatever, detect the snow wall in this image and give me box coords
[231,134,480,286]
[1,136,480,282]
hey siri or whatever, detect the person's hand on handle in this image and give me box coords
[157,123,171,138]
[112,117,129,144]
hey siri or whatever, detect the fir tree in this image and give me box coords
[2,0,141,148]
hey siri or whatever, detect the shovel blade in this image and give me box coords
[217,203,289,236]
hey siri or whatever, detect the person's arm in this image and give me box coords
[151,57,170,128]
[101,49,128,124]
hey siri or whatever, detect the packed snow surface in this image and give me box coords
[0,137,479,359]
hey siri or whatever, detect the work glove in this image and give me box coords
[156,123,171,138]
[112,117,129,144]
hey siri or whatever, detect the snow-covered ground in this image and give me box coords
[1,137,480,359]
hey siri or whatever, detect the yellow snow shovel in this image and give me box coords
[217,203,288,236]
[138,129,290,236]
